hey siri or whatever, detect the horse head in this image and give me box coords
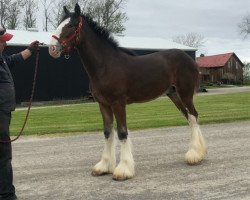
[49,3,82,59]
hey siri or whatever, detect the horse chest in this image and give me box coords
[90,82,122,105]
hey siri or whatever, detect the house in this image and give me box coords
[196,53,244,84]
[5,29,196,103]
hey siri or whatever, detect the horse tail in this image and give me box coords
[194,61,201,94]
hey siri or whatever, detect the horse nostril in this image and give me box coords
[49,45,57,52]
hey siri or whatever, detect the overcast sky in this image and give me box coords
[123,0,250,62]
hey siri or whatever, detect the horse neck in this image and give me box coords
[77,23,119,78]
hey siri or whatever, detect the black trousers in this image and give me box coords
[0,111,16,199]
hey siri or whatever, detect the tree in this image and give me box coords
[49,0,90,30]
[22,0,38,30]
[0,0,11,26]
[6,0,22,29]
[49,0,128,35]
[86,0,128,35]
[50,0,70,29]
[238,13,250,39]
[172,32,205,48]
[243,62,250,84]
[41,0,54,31]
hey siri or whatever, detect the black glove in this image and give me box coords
[28,40,39,53]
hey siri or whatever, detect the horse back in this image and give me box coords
[122,49,199,103]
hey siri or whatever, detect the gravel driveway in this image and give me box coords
[12,121,250,200]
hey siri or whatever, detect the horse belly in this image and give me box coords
[126,76,170,104]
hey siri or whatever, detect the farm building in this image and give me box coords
[197,53,244,84]
[5,29,196,103]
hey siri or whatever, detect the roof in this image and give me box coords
[6,30,51,46]
[116,36,196,51]
[6,29,196,51]
[196,53,234,68]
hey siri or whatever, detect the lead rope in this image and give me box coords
[0,47,40,143]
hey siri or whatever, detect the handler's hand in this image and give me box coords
[28,40,39,53]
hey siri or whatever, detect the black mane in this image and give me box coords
[82,15,136,56]
[82,14,119,49]
[61,12,136,56]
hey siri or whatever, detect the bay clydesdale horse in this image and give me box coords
[48,3,207,181]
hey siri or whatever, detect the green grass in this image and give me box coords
[10,92,250,136]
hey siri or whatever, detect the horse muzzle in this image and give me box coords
[48,45,62,58]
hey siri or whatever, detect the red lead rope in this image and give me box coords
[0,48,40,143]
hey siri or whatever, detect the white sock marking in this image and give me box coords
[185,114,207,164]
[113,138,135,180]
[92,131,116,174]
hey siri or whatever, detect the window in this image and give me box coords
[228,61,231,69]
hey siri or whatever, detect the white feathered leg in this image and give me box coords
[113,138,135,181]
[185,114,207,164]
[92,131,116,176]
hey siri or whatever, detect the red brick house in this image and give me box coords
[196,53,244,84]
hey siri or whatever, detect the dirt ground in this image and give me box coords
[12,121,250,200]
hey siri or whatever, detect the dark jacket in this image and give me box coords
[0,53,24,112]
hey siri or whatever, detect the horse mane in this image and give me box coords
[82,14,136,56]
[82,15,118,48]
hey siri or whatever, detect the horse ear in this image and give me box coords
[0,24,6,36]
[75,3,81,16]
[63,6,70,15]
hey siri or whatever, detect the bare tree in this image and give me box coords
[49,0,127,35]
[172,32,205,48]
[50,0,91,29]
[41,0,54,31]
[22,0,38,29]
[6,0,22,29]
[0,0,11,26]
[50,0,69,29]
[86,0,128,35]
[243,62,250,84]
[238,13,250,39]
[66,0,90,10]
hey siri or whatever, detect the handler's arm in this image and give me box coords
[21,40,40,60]
[21,49,32,60]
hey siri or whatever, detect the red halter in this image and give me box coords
[52,16,83,59]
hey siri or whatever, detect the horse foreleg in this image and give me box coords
[112,102,135,181]
[92,104,116,176]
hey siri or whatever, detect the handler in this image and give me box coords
[0,26,39,200]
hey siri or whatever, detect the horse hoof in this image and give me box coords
[112,174,131,181]
[185,149,205,165]
[112,164,135,181]
[91,170,109,176]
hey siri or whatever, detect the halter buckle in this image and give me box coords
[64,54,70,59]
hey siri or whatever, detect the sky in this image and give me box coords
[123,0,250,62]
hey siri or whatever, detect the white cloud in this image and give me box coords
[124,0,250,62]
[201,37,250,63]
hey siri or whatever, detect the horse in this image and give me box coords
[48,3,207,181]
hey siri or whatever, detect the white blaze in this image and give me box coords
[49,18,70,58]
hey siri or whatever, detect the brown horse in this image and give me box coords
[48,4,207,181]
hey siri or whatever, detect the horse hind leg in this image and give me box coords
[92,104,116,176]
[186,113,207,164]
[167,87,207,164]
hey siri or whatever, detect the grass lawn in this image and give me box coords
[10,92,250,136]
